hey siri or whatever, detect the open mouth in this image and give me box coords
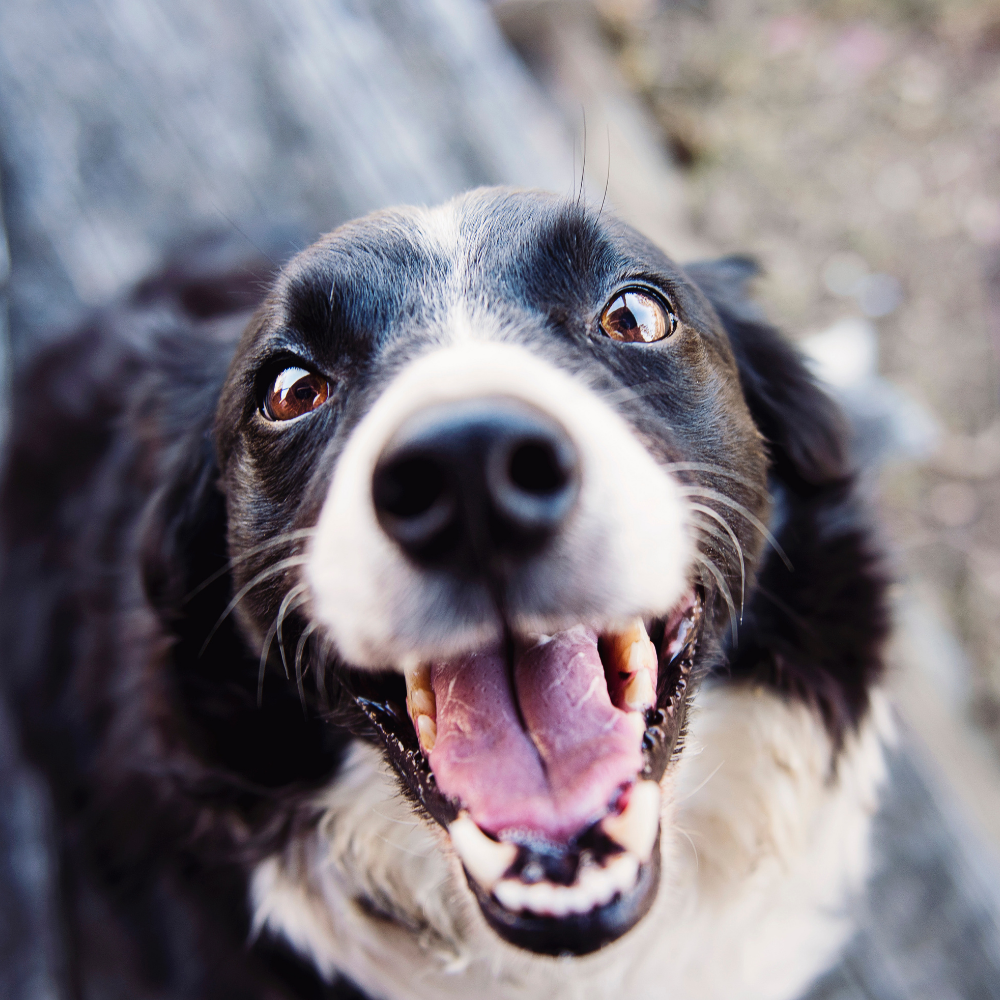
[349,588,705,956]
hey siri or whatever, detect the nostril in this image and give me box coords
[372,452,457,559]
[508,439,571,496]
[489,427,579,545]
[374,456,445,519]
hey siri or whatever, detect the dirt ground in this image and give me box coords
[576,0,1000,772]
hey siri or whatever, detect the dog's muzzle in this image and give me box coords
[307,343,698,955]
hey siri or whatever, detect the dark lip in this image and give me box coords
[344,589,706,954]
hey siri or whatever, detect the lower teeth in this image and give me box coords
[493,853,641,918]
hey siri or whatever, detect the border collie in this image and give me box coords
[1,188,890,1000]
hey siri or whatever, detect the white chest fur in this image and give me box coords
[251,685,891,1000]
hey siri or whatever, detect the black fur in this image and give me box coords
[0,194,889,998]
[684,258,890,741]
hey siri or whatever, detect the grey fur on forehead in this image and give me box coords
[286,186,710,315]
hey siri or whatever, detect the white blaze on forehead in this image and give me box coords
[307,341,692,668]
[412,200,464,257]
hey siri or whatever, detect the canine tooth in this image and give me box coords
[408,687,436,719]
[404,660,432,690]
[623,669,655,711]
[449,814,517,890]
[404,661,436,723]
[601,780,661,862]
[619,618,646,647]
[416,714,437,753]
[603,618,644,671]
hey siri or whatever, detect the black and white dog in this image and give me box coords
[1,188,890,999]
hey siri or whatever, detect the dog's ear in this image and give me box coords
[137,329,351,792]
[688,258,890,741]
[685,256,848,490]
[139,336,233,617]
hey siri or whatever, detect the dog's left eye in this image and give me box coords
[600,289,676,343]
[263,367,331,421]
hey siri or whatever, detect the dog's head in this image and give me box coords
[211,187,792,956]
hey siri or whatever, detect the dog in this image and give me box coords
[1,187,891,1000]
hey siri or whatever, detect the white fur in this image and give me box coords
[251,686,893,1000]
[412,200,464,259]
[306,340,692,668]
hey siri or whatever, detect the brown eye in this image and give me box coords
[264,367,331,421]
[599,289,676,343]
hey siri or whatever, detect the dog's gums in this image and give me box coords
[352,590,704,954]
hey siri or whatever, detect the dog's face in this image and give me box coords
[214,188,769,956]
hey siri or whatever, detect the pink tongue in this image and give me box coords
[429,626,643,842]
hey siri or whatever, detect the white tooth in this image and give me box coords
[494,879,528,913]
[493,853,643,917]
[623,669,655,711]
[449,813,517,890]
[529,881,558,915]
[601,780,661,861]
[416,714,437,753]
[605,853,641,894]
[580,853,640,908]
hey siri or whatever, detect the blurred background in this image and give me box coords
[1,0,998,996]
[499,0,1000,858]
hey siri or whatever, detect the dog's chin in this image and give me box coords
[467,832,662,956]
[347,588,705,957]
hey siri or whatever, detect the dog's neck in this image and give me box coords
[251,684,891,1000]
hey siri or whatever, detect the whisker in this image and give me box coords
[374,832,435,860]
[689,503,745,617]
[675,760,725,806]
[599,124,611,216]
[680,488,792,570]
[594,388,777,502]
[315,642,329,706]
[295,622,318,709]
[257,617,279,708]
[676,825,700,871]
[664,461,770,498]
[276,582,310,678]
[693,553,738,646]
[691,519,731,551]
[200,555,309,656]
[690,521,745,620]
[183,528,316,603]
[371,809,422,828]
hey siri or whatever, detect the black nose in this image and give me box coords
[372,398,579,574]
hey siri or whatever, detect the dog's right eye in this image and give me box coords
[263,367,331,421]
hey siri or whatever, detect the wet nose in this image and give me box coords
[371,398,579,574]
